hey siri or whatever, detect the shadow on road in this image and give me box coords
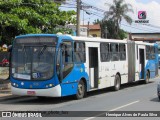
[87,81,154,97]
[150,97,160,102]
[120,81,154,90]
[0,81,155,105]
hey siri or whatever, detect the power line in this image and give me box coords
[60,0,160,33]
[121,23,160,32]
[60,6,76,8]
[82,2,106,13]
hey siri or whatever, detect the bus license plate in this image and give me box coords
[27,91,36,95]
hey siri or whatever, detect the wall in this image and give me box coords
[89,30,101,37]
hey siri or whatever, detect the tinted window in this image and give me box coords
[150,46,155,59]
[59,41,74,79]
[146,46,155,60]
[74,42,86,63]
[146,46,150,60]
[119,44,126,61]
[110,43,119,61]
[100,43,110,62]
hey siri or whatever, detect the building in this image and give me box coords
[66,24,87,37]
[129,33,160,43]
[82,24,101,37]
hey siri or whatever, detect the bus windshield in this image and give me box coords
[11,36,57,80]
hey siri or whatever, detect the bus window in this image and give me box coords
[110,43,119,61]
[150,46,155,59]
[119,44,126,61]
[146,45,150,60]
[74,42,86,63]
[61,41,73,79]
[56,47,61,80]
[100,43,110,62]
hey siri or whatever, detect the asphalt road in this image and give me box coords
[0,77,160,120]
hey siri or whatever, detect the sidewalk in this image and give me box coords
[0,83,13,99]
[0,83,26,100]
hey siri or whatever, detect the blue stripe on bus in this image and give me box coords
[10,75,60,89]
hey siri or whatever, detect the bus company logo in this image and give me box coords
[135,11,149,24]
[2,112,11,117]
[138,11,146,19]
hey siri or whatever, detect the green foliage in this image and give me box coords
[93,19,101,25]
[0,0,76,44]
[94,19,127,39]
[118,29,127,39]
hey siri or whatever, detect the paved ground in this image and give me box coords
[0,77,160,120]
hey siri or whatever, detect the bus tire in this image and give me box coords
[75,80,86,99]
[113,74,121,91]
[144,71,149,84]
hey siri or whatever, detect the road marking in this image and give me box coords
[83,100,140,120]
[109,100,139,111]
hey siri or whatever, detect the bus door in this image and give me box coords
[58,41,74,81]
[89,47,98,88]
[139,48,145,79]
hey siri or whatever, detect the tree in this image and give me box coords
[93,19,101,25]
[93,19,127,39]
[0,0,76,44]
[104,0,133,37]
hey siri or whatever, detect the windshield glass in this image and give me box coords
[12,36,57,80]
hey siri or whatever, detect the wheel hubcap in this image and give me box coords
[78,84,83,95]
[116,78,120,88]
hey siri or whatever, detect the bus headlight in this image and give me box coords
[13,83,16,86]
[12,83,18,87]
[49,84,54,87]
[46,84,54,88]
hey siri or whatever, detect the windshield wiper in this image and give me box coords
[38,45,47,58]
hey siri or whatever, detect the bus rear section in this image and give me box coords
[135,42,158,83]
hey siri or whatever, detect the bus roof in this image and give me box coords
[15,34,156,46]
[70,36,128,43]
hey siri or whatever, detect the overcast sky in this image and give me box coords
[61,0,160,33]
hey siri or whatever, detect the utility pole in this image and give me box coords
[76,0,81,36]
[87,21,90,37]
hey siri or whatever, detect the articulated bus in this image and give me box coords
[10,34,158,99]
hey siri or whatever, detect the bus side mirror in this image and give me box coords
[7,45,12,52]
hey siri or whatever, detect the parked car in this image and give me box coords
[0,58,9,67]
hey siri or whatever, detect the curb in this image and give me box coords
[0,94,23,101]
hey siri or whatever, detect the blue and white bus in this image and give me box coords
[10,34,158,99]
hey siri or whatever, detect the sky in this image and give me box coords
[61,0,160,33]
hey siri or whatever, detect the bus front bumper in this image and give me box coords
[11,85,61,97]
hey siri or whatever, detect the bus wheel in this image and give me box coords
[75,80,86,99]
[113,74,121,91]
[144,71,149,84]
